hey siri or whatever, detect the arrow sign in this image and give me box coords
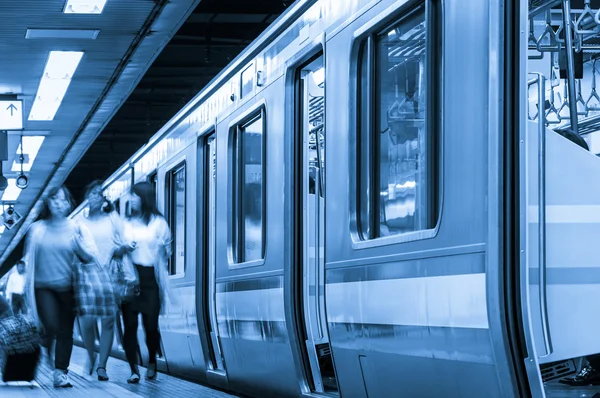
[6,103,17,117]
[0,100,23,130]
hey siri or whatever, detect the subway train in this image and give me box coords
[64,0,600,397]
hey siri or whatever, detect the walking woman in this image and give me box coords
[23,185,100,388]
[121,182,172,383]
[78,180,123,381]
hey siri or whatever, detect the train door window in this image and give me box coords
[357,3,438,240]
[231,109,265,264]
[166,164,186,276]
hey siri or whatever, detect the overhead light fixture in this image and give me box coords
[0,226,5,234]
[15,175,28,189]
[11,136,45,172]
[2,179,21,202]
[64,0,107,14]
[14,135,28,190]
[3,205,22,230]
[26,29,100,40]
[28,51,84,121]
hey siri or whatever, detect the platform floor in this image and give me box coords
[0,346,240,397]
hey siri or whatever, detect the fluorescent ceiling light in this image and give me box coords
[0,226,5,234]
[64,0,107,14]
[11,136,45,172]
[2,179,21,202]
[28,51,84,121]
[26,29,99,40]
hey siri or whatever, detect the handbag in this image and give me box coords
[0,314,43,355]
[107,213,139,306]
[108,253,138,306]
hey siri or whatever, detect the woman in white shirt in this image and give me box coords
[121,182,172,383]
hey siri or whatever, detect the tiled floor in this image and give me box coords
[0,346,240,397]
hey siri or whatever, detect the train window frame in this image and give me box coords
[351,0,443,248]
[228,103,267,268]
[165,162,187,277]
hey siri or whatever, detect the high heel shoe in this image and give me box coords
[97,367,109,381]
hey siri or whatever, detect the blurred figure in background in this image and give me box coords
[6,260,27,315]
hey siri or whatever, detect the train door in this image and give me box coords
[294,54,339,394]
[519,1,600,397]
[203,134,226,375]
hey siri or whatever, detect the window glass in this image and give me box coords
[233,113,264,263]
[241,64,254,99]
[359,5,434,239]
[168,165,186,275]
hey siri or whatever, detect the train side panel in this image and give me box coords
[324,0,502,396]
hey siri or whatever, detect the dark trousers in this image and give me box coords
[11,293,26,315]
[122,265,161,374]
[35,288,75,372]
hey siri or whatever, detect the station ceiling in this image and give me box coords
[0,0,292,270]
[64,0,292,203]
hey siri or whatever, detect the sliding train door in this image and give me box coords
[203,134,227,376]
[519,1,600,396]
[294,54,339,394]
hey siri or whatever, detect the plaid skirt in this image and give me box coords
[73,262,116,317]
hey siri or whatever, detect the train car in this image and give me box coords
[67,0,600,396]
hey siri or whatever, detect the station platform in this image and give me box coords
[0,346,240,398]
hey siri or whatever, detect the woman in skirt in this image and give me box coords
[78,180,125,381]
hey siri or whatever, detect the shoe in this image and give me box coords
[559,365,600,386]
[97,367,109,381]
[146,362,157,380]
[127,373,140,384]
[53,370,73,388]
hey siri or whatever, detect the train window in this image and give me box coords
[232,110,265,263]
[166,164,186,275]
[357,4,437,240]
[241,64,254,99]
